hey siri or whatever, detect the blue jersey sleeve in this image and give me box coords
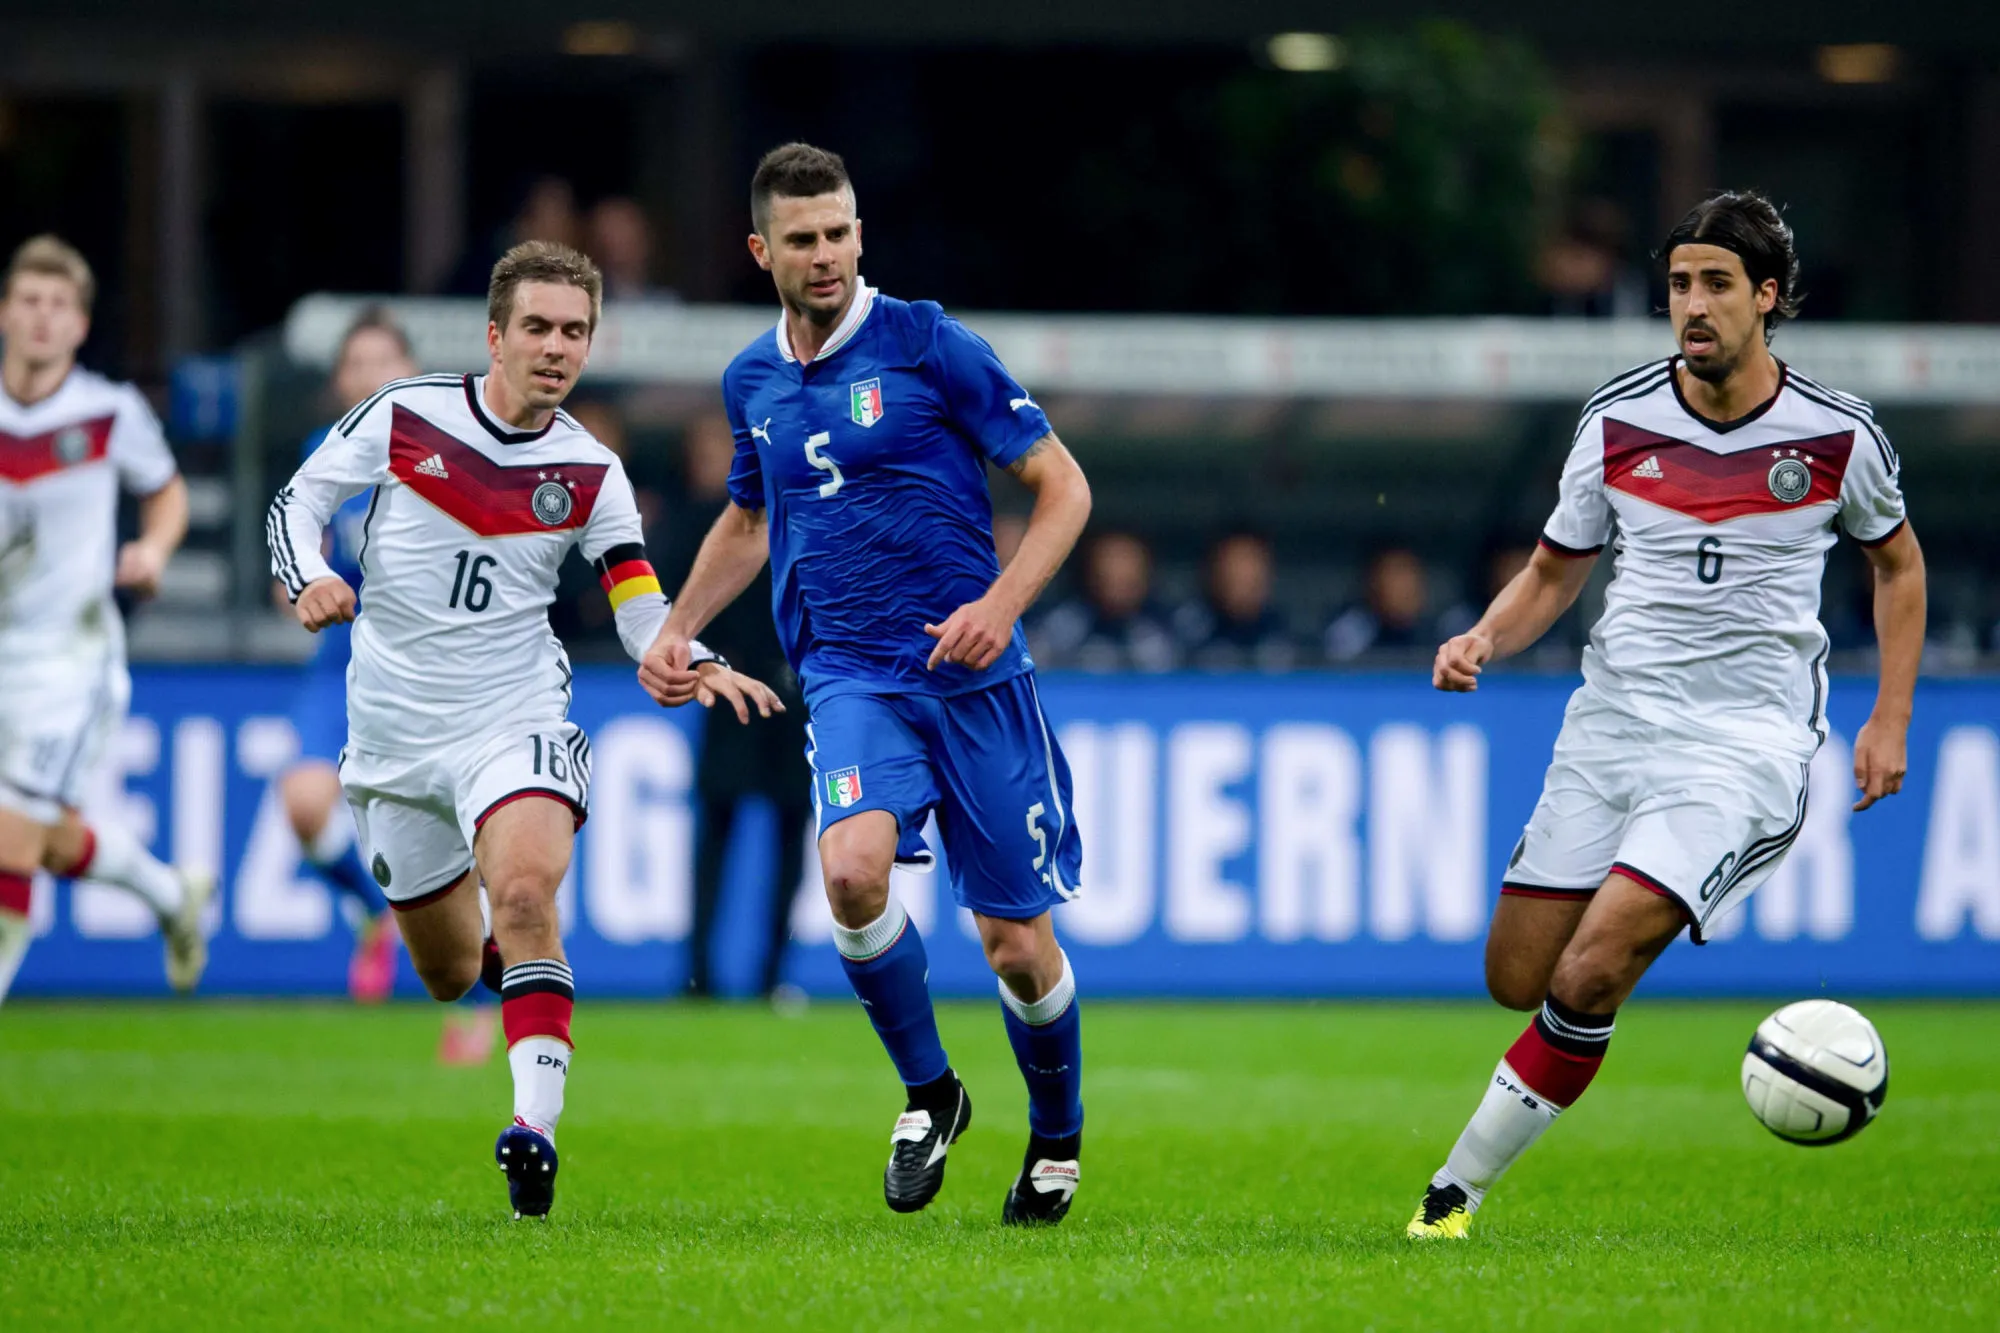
[722,383,766,511]
[928,316,1051,470]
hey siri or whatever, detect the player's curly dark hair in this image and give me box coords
[751,142,854,236]
[487,240,603,335]
[1660,191,1803,343]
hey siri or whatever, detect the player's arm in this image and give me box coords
[114,475,189,598]
[584,464,778,721]
[921,314,1090,671]
[1434,546,1596,691]
[926,433,1091,671]
[107,385,189,598]
[267,409,388,632]
[1853,521,1924,812]
[646,399,772,678]
[1437,408,1611,692]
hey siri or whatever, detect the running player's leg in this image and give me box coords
[1484,895,1591,1012]
[807,694,961,1211]
[456,724,588,1219]
[1409,709,1629,1237]
[933,675,1086,1225]
[1412,742,1808,1239]
[0,807,45,1006]
[282,761,395,998]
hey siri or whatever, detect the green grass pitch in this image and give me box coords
[2,999,1996,1331]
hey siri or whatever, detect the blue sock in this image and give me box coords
[999,951,1084,1139]
[304,817,388,916]
[832,897,949,1088]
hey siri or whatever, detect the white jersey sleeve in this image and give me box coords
[1541,412,1614,556]
[109,385,178,495]
[268,400,391,599]
[1837,420,1906,546]
[576,459,722,668]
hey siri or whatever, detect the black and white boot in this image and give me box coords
[1001,1130,1080,1226]
[883,1071,972,1213]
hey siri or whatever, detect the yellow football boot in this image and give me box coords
[1405,1182,1474,1240]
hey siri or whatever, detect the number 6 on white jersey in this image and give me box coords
[805,430,844,498]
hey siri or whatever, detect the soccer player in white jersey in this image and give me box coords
[1405,191,1925,1239]
[267,242,779,1218]
[0,235,212,1005]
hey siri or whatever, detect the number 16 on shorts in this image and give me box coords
[528,729,591,804]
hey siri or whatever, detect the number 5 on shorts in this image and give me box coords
[1026,801,1050,886]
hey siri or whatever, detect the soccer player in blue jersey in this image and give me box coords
[276,310,404,1000]
[643,143,1095,1225]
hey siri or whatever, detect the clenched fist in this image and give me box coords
[296,576,357,632]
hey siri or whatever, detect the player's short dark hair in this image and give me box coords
[751,142,854,235]
[337,305,413,363]
[3,233,95,313]
[488,240,603,335]
[1661,191,1802,343]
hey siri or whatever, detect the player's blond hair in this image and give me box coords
[487,240,603,335]
[3,234,95,313]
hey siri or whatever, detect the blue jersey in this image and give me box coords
[722,283,1052,704]
[300,426,373,668]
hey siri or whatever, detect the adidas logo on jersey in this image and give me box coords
[1632,455,1664,480]
[415,453,450,479]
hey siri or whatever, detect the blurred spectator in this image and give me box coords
[449,176,583,294]
[589,197,677,302]
[1535,199,1648,319]
[657,412,812,1001]
[1031,530,1179,672]
[1173,530,1298,671]
[1325,547,1433,663]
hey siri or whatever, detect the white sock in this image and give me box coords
[0,912,30,1005]
[1434,1059,1562,1210]
[81,822,184,920]
[303,807,357,867]
[509,1036,571,1141]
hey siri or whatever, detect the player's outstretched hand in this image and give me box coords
[693,664,785,724]
[113,540,170,598]
[295,576,357,633]
[1433,632,1494,692]
[924,595,1016,672]
[1851,715,1908,811]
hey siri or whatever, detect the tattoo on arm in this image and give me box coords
[1006,434,1054,477]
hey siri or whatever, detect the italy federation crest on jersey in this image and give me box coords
[849,378,884,429]
[826,766,863,808]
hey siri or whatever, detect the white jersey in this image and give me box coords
[0,367,178,663]
[1543,357,1906,761]
[267,373,701,756]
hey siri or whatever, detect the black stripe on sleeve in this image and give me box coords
[592,541,648,578]
[1538,533,1604,559]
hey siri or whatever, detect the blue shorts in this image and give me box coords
[291,663,349,767]
[805,673,1082,920]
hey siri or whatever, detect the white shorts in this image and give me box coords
[338,722,591,910]
[0,653,130,823]
[1502,695,1810,943]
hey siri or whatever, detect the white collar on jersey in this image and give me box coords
[775,278,876,366]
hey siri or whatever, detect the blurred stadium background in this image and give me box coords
[5,1,1999,999]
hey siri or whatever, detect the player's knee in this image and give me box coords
[1549,948,1627,1015]
[413,952,479,1002]
[979,923,1055,987]
[277,768,333,841]
[1485,967,1544,1012]
[486,873,558,939]
[820,857,890,926]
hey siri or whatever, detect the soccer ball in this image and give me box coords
[1740,1000,1888,1146]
